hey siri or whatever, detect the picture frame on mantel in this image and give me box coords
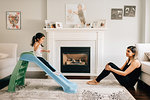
[98,19,106,28]
[6,11,21,30]
[56,22,63,28]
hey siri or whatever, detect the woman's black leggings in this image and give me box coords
[37,57,56,72]
[96,62,133,87]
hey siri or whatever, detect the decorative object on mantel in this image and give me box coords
[45,20,56,28]
[98,19,106,28]
[56,22,63,28]
[92,21,98,28]
[73,24,81,28]
[124,6,136,17]
[85,23,92,28]
[73,20,106,29]
[111,8,123,20]
[66,4,86,25]
[6,11,21,30]
[45,20,51,28]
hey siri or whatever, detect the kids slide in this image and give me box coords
[8,52,77,93]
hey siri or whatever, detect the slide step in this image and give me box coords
[16,75,24,81]
[18,71,25,76]
[8,60,29,92]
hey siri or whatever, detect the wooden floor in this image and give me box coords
[1,71,150,100]
[127,80,150,100]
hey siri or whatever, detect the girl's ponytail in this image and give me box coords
[31,35,36,47]
[31,32,45,47]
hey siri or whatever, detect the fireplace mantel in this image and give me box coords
[44,28,107,32]
[44,28,106,76]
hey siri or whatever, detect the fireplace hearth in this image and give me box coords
[61,47,90,73]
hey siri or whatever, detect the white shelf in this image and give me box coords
[43,28,107,31]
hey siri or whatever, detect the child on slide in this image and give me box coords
[31,32,60,75]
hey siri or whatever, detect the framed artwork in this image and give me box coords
[111,9,123,20]
[124,6,136,17]
[56,22,63,28]
[66,4,86,24]
[6,11,21,30]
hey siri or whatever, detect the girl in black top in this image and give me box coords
[87,46,141,88]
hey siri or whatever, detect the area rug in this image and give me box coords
[0,79,135,100]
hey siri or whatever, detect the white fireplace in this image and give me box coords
[44,28,106,76]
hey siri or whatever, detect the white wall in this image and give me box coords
[0,0,47,71]
[0,0,146,70]
[47,0,143,67]
[0,0,47,57]
[143,0,150,43]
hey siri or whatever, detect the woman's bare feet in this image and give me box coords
[86,79,100,85]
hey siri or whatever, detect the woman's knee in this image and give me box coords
[105,62,114,69]
[107,62,115,66]
[107,62,119,69]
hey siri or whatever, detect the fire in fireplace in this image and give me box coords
[63,54,88,66]
[61,47,90,73]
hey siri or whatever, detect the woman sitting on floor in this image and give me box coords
[87,46,141,88]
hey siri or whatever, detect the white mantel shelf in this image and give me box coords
[43,28,107,32]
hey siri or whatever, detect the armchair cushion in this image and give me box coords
[145,52,150,60]
[136,44,150,61]
[0,53,9,59]
[141,61,150,74]
[136,43,150,86]
[0,43,17,58]
[0,43,17,79]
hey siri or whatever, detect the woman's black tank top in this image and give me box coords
[123,59,141,85]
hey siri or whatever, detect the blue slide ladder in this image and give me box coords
[8,51,77,93]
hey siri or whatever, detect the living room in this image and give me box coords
[0,0,150,100]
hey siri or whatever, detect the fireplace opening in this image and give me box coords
[61,47,90,73]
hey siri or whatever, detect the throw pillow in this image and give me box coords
[0,53,9,59]
[145,52,150,60]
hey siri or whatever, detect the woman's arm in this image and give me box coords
[107,60,140,76]
[120,59,129,70]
